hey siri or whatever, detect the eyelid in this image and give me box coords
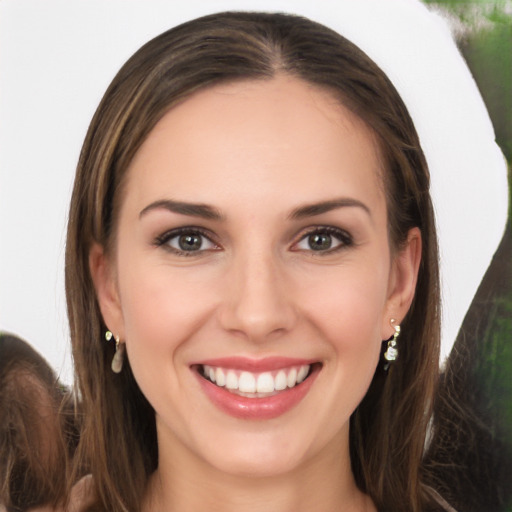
[153,224,352,256]
[291,225,354,253]
[154,226,220,255]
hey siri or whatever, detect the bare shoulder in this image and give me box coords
[23,475,97,512]
[68,475,97,512]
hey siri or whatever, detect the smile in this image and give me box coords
[201,364,311,397]
[193,358,321,420]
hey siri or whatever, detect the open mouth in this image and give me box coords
[196,363,320,398]
[192,360,322,419]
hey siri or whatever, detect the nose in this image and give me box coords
[218,249,297,342]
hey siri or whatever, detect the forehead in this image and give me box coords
[123,75,385,216]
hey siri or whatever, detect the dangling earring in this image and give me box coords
[105,330,125,373]
[383,319,400,370]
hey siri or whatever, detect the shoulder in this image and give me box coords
[23,475,97,512]
[68,475,97,512]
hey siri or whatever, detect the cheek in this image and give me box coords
[300,260,390,345]
[115,260,221,422]
[295,258,389,407]
[116,257,217,365]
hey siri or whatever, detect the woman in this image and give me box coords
[64,11,448,511]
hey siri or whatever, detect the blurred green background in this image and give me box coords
[421,1,512,510]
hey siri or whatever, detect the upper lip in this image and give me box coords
[191,356,318,372]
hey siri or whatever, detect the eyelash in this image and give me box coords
[292,226,353,255]
[154,227,219,256]
[154,226,353,256]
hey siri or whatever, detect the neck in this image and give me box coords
[143,429,375,512]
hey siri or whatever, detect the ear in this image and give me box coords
[89,243,125,339]
[382,227,422,338]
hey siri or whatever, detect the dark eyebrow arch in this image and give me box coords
[139,199,224,220]
[289,198,371,220]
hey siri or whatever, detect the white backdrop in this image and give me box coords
[0,0,508,384]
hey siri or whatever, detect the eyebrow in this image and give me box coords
[139,199,224,220]
[139,197,370,222]
[288,198,371,220]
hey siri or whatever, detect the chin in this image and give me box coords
[192,426,320,479]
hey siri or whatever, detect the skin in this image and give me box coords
[91,75,421,511]
[26,476,96,512]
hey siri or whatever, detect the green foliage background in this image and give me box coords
[421,2,512,510]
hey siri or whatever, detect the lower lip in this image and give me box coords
[195,366,320,420]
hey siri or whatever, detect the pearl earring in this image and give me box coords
[105,330,125,373]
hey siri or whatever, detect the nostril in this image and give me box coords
[218,296,297,341]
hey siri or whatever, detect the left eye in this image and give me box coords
[158,229,217,254]
[294,228,351,253]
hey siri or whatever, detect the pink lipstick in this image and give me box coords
[192,357,321,420]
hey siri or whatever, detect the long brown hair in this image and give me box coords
[65,12,440,511]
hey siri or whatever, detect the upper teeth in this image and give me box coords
[202,365,310,394]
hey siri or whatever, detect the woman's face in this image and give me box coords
[93,75,419,478]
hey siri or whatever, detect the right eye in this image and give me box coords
[155,228,218,256]
[292,226,353,255]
